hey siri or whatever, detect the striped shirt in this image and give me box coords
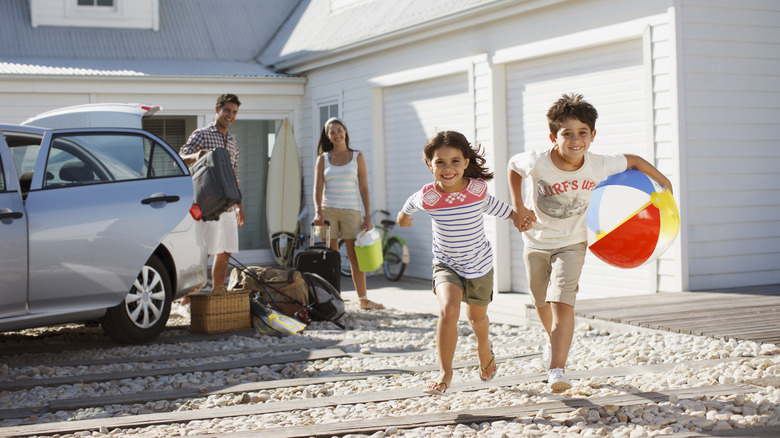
[322,151,361,211]
[402,178,513,279]
[180,122,240,185]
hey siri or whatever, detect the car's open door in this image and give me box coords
[0,134,29,318]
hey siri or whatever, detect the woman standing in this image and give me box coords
[313,117,385,310]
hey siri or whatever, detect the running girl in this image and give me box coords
[397,130,524,395]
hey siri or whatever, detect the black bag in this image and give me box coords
[190,147,241,221]
[294,221,341,292]
[302,272,345,328]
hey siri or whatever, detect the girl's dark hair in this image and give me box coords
[423,130,494,181]
[317,117,352,155]
[546,93,598,134]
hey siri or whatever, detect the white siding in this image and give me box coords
[680,0,780,289]
[649,22,680,292]
[505,38,652,297]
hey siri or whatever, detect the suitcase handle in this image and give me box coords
[310,220,331,246]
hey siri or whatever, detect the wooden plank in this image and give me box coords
[9,351,540,416]
[0,328,258,357]
[4,338,348,370]
[579,298,780,322]
[672,425,780,438]
[0,348,347,392]
[202,383,763,438]
[628,308,780,327]
[662,316,780,331]
[0,357,750,437]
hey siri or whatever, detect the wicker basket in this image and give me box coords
[189,289,251,334]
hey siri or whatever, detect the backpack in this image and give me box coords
[228,265,309,320]
[301,272,345,329]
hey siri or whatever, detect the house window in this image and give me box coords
[77,0,115,6]
[319,104,339,129]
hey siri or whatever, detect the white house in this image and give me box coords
[259,0,780,297]
[2,0,778,297]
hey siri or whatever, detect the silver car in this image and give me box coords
[0,108,207,344]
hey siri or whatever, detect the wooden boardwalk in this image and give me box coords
[573,284,780,344]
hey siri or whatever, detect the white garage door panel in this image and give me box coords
[384,73,471,280]
[505,39,653,297]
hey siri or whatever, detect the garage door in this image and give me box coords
[383,73,472,280]
[506,38,654,297]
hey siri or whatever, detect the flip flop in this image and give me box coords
[479,347,497,382]
[422,380,449,395]
[359,298,385,310]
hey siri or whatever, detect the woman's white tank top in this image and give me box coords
[322,151,361,211]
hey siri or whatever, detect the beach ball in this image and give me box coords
[586,169,679,269]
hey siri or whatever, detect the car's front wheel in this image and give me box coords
[101,255,172,344]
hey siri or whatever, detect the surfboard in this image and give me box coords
[266,118,301,266]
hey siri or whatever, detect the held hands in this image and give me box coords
[512,206,537,232]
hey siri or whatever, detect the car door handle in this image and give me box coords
[141,195,180,205]
[0,210,23,220]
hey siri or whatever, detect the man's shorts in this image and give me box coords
[523,242,586,308]
[201,208,239,255]
[315,207,362,240]
[432,264,494,306]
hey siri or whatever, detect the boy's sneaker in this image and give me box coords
[541,341,551,371]
[548,368,571,392]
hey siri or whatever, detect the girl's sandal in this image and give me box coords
[359,298,385,310]
[479,347,497,382]
[422,380,449,395]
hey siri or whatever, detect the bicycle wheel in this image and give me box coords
[338,239,352,277]
[383,237,406,281]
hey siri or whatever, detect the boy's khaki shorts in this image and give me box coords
[315,207,363,240]
[432,264,494,306]
[524,242,586,308]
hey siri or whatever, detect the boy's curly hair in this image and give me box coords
[546,93,598,134]
[423,130,494,181]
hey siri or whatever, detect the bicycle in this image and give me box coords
[338,210,410,281]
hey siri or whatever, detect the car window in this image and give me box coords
[3,133,43,198]
[44,133,184,188]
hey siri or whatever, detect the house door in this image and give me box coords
[383,73,472,280]
[505,38,652,297]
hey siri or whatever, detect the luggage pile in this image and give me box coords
[228,256,345,336]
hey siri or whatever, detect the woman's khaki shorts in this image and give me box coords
[523,242,586,308]
[432,264,494,306]
[315,207,363,240]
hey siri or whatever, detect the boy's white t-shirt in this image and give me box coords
[508,149,627,249]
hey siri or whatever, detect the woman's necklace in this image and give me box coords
[555,146,584,169]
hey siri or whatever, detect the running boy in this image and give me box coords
[508,93,673,392]
[397,130,523,395]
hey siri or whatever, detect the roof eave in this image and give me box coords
[270,0,566,74]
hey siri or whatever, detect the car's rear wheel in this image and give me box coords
[101,255,172,344]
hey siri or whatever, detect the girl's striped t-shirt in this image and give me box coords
[402,178,513,279]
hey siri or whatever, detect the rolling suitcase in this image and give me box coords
[295,221,341,292]
[190,147,242,221]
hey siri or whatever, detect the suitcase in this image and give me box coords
[190,147,242,221]
[294,221,341,292]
